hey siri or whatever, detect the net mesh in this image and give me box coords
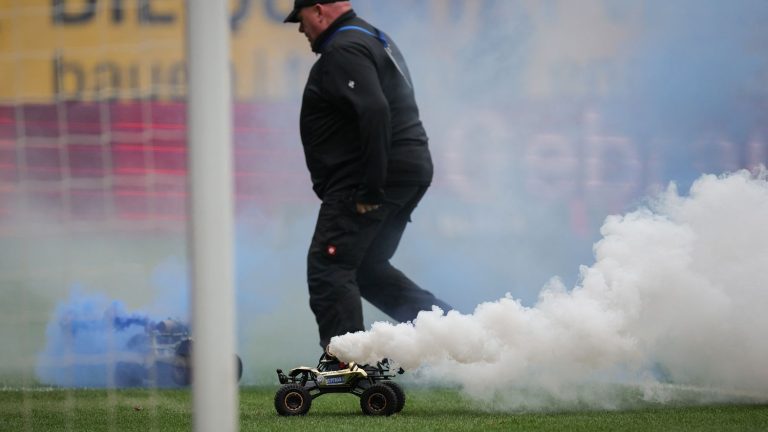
[0,1,307,430]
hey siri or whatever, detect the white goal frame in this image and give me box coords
[186,1,238,431]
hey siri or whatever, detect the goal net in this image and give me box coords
[0,0,311,430]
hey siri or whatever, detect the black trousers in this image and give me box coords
[307,185,452,348]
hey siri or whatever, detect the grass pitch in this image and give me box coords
[1,387,766,432]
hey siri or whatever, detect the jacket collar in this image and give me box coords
[312,10,357,54]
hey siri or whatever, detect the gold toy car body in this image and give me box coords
[275,356,405,416]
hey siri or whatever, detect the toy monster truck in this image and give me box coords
[115,319,243,388]
[274,354,406,416]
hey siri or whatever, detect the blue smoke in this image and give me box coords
[35,257,193,388]
[34,220,294,387]
[36,287,152,388]
[112,314,150,332]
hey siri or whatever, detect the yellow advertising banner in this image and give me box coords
[3,0,614,103]
[0,0,315,102]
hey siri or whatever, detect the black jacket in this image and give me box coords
[300,11,433,204]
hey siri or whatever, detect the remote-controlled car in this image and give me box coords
[114,319,243,388]
[274,354,405,416]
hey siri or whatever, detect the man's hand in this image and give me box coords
[356,203,381,214]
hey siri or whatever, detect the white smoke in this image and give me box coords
[330,169,768,408]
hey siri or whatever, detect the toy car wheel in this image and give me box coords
[275,384,312,416]
[153,361,178,388]
[360,383,397,416]
[176,339,192,357]
[172,363,191,386]
[171,350,242,386]
[236,355,243,382]
[172,340,193,386]
[115,362,144,388]
[382,381,406,413]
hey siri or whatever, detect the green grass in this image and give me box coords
[1,387,766,432]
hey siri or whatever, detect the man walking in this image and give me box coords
[284,0,452,350]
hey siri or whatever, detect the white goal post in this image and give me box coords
[186,1,238,431]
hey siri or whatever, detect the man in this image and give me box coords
[284,0,452,350]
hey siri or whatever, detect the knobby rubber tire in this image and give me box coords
[360,383,397,416]
[115,362,144,388]
[275,384,312,416]
[382,381,406,413]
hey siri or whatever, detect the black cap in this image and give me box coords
[283,0,345,23]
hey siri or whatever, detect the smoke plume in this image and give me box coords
[35,287,158,388]
[330,169,768,408]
